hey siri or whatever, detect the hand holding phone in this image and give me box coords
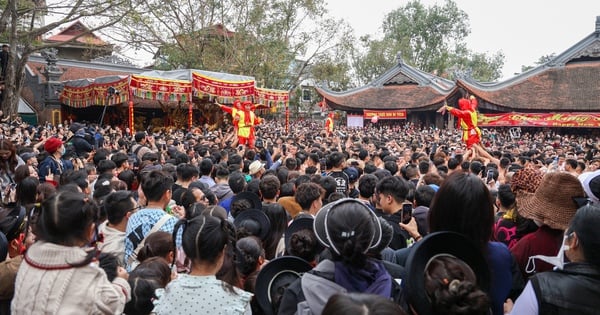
[401,203,412,224]
[486,169,494,183]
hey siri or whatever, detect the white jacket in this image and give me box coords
[12,241,130,315]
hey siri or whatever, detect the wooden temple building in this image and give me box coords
[317,16,600,129]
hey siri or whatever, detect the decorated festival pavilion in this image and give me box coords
[57,69,289,132]
[317,16,600,129]
[19,21,288,129]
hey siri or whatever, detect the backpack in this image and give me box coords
[295,260,403,315]
[296,260,346,315]
[129,144,144,169]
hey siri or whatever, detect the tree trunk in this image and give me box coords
[2,46,28,119]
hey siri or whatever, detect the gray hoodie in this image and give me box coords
[210,183,233,201]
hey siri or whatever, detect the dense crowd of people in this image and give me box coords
[1,115,600,315]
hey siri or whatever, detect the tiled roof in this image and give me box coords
[27,59,142,83]
[317,85,448,112]
[29,61,131,82]
[45,34,108,46]
[45,21,109,46]
[316,18,600,114]
[460,61,600,111]
[24,57,145,110]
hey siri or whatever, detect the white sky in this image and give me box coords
[325,0,600,80]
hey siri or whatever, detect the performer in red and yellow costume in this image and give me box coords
[216,99,243,131]
[217,99,242,115]
[438,90,481,149]
[233,101,262,149]
[325,112,334,137]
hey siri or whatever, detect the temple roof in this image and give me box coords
[26,55,144,83]
[458,61,600,111]
[317,54,454,112]
[45,21,110,47]
[457,17,600,112]
[319,16,600,113]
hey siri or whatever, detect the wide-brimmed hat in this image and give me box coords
[579,170,600,205]
[405,232,490,315]
[249,160,265,175]
[313,198,382,255]
[233,209,271,240]
[518,172,585,230]
[255,256,312,315]
[231,191,262,217]
[284,216,324,255]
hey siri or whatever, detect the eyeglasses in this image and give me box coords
[127,205,142,213]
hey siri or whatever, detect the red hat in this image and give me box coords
[44,137,63,154]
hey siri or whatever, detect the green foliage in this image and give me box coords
[382,0,469,73]
[0,0,133,115]
[310,57,351,91]
[111,0,351,91]
[353,0,505,83]
[351,35,395,86]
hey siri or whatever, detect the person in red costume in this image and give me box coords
[437,89,481,149]
[216,99,243,130]
[233,101,262,149]
[325,112,334,137]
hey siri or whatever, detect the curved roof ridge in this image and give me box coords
[460,22,600,92]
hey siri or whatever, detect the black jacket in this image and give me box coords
[383,211,410,250]
[72,136,94,156]
[531,262,600,315]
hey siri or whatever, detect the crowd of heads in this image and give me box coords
[1,116,600,314]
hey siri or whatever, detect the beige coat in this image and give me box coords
[11,241,130,315]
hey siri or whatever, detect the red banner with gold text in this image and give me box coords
[479,113,600,128]
[130,75,192,102]
[363,109,407,120]
[60,77,130,108]
[255,87,289,107]
[192,72,254,100]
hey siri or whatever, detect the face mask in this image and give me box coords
[526,233,570,273]
[61,146,66,155]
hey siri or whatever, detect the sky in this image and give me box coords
[325,0,600,80]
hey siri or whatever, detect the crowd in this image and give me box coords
[0,114,600,315]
